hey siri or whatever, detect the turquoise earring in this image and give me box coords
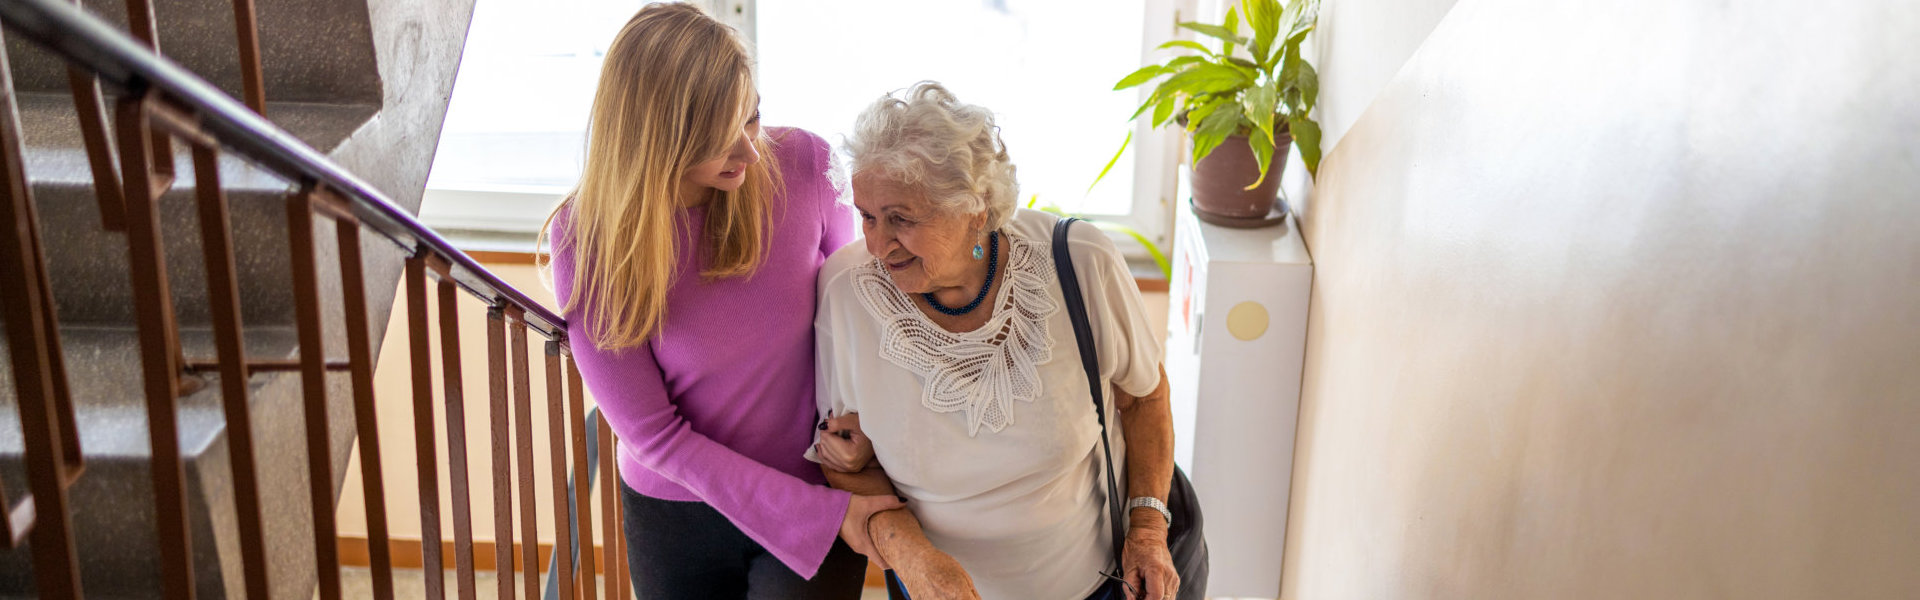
[972,243,985,260]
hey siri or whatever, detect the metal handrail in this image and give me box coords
[0,0,567,336]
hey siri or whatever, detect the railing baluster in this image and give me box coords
[433,261,480,600]
[405,251,447,600]
[566,355,596,600]
[597,415,621,600]
[612,428,628,600]
[509,310,541,600]
[123,0,158,47]
[120,0,173,181]
[189,143,270,598]
[488,307,517,599]
[115,91,195,600]
[330,188,396,600]
[66,67,122,230]
[286,185,342,600]
[545,341,576,600]
[0,33,83,597]
[228,0,266,115]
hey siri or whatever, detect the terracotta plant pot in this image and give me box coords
[1191,126,1292,221]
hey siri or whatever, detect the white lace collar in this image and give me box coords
[850,231,1059,437]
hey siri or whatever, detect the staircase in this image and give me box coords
[0,0,623,598]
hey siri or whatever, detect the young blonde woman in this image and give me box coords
[541,4,903,597]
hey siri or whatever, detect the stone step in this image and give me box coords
[0,324,353,599]
[2,0,379,104]
[15,91,380,327]
[0,0,476,595]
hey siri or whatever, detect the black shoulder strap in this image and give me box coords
[1052,217,1128,571]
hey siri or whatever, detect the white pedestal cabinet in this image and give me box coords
[1164,202,1313,599]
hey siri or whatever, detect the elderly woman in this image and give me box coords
[807,82,1181,600]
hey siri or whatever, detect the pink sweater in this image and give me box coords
[549,128,855,577]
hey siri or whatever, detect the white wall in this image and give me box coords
[1310,0,1461,154]
[1287,0,1920,597]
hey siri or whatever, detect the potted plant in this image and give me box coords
[1115,0,1322,226]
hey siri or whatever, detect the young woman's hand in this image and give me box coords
[816,412,876,473]
[839,493,906,570]
[893,543,982,600]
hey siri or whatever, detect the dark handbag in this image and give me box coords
[1052,217,1209,600]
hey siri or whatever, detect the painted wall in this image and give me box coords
[1286,0,1920,597]
[1309,0,1460,155]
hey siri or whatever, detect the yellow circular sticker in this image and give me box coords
[1226,301,1269,341]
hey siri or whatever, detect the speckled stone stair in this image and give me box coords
[0,0,476,596]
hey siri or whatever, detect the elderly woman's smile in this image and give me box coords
[852,171,991,299]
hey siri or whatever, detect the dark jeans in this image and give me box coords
[884,571,1122,600]
[622,482,867,599]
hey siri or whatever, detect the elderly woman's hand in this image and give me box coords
[1122,519,1180,600]
[893,542,983,600]
[816,412,876,473]
[839,492,906,570]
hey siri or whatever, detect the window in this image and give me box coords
[422,0,1188,257]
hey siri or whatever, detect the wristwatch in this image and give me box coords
[1127,496,1172,526]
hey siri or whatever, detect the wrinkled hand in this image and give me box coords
[816,412,876,473]
[839,493,906,570]
[895,545,982,600]
[1122,522,1179,600]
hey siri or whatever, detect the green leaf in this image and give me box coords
[1190,102,1244,166]
[1244,125,1276,190]
[1130,96,1160,121]
[1225,56,1261,76]
[1243,78,1278,143]
[1113,65,1165,90]
[1156,39,1215,56]
[1131,89,1179,122]
[1280,47,1319,115]
[1163,55,1207,70]
[1284,0,1319,46]
[1290,116,1323,177]
[1130,76,1182,121]
[1184,95,1228,132]
[1152,95,1178,127]
[1162,63,1254,97]
[1086,130,1134,194]
[1093,221,1173,281]
[1221,6,1240,57]
[1268,0,1318,70]
[1295,56,1319,114]
[1178,21,1249,47]
[1245,0,1282,67]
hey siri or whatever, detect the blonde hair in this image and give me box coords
[539,2,777,351]
[847,81,1019,231]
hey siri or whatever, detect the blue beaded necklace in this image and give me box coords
[923,231,999,316]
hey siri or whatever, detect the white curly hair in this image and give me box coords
[846,81,1020,232]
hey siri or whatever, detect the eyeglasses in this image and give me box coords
[1098,570,1137,599]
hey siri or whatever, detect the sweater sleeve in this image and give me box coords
[811,130,856,258]
[551,221,851,578]
[821,195,854,259]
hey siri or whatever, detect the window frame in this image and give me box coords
[422,0,1196,277]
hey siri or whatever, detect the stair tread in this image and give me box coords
[15,91,378,193]
[1,0,380,105]
[0,324,299,459]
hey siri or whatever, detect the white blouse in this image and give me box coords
[809,208,1165,600]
